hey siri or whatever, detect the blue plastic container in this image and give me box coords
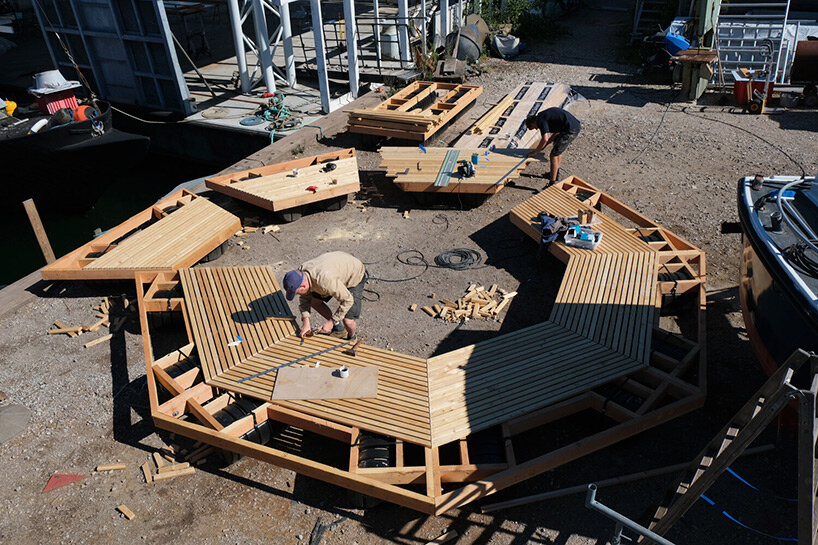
[663,33,690,56]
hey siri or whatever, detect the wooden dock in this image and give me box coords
[379,147,532,194]
[347,81,482,141]
[41,190,240,281]
[135,178,707,514]
[205,149,360,217]
[453,82,573,150]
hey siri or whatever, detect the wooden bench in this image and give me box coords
[41,190,240,280]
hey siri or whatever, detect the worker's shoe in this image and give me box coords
[330,322,346,338]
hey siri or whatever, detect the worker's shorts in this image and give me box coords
[551,129,580,156]
[311,272,367,320]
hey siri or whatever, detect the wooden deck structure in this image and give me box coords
[205,149,360,216]
[347,81,482,141]
[453,82,573,150]
[379,147,533,194]
[136,177,707,514]
[41,190,240,281]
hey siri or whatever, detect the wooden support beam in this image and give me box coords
[152,413,437,513]
[425,447,442,497]
[349,427,361,473]
[22,199,55,264]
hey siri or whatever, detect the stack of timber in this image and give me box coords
[205,149,359,218]
[347,82,482,141]
[41,190,240,281]
[380,147,532,194]
[134,178,707,515]
[454,82,573,149]
[417,284,516,322]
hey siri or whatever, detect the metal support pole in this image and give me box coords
[373,0,382,62]
[278,0,296,87]
[457,0,463,27]
[310,0,331,113]
[343,0,360,97]
[441,0,449,38]
[398,0,410,66]
[251,0,276,92]
[421,0,427,56]
[585,485,676,545]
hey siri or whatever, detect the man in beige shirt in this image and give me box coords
[283,251,367,340]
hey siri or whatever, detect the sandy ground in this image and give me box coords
[2,2,817,544]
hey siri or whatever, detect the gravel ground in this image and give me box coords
[1,2,817,544]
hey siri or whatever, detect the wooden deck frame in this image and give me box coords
[133,179,707,514]
[347,81,483,141]
[41,190,240,280]
[453,82,573,150]
[204,149,360,213]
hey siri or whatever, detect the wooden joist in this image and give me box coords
[348,81,482,141]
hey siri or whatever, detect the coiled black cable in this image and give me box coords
[433,248,483,270]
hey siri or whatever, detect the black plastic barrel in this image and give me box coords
[445,24,487,62]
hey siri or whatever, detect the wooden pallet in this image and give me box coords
[205,149,360,214]
[134,179,707,515]
[347,81,482,141]
[41,190,240,281]
[379,147,532,194]
[454,82,573,150]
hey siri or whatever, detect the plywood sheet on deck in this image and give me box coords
[272,367,379,400]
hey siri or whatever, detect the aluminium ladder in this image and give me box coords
[640,348,818,544]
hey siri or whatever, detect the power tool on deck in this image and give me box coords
[457,160,475,178]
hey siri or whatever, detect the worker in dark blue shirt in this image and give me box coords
[525,107,581,185]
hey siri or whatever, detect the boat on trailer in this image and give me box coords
[738,174,818,375]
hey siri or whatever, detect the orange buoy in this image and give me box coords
[73,104,98,122]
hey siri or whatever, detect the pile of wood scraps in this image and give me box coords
[347,81,483,141]
[142,443,200,484]
[47,296,134,347]
[412,284,516,322]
